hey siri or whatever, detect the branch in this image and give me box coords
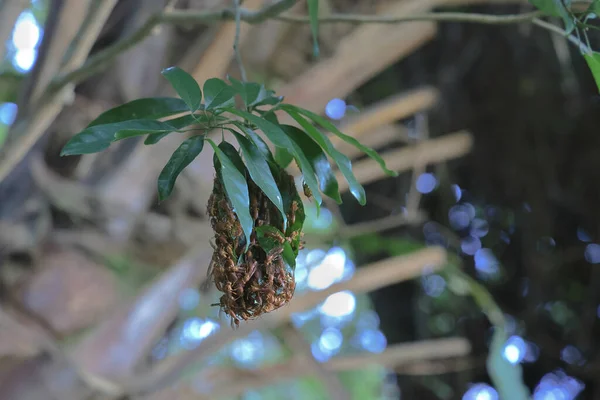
[277,10,543,24]
[48,3,594,94]
[532,17,591,53]
[49,0,297,91]
[233,0,247,82]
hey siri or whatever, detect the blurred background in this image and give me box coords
[0,0,599,399]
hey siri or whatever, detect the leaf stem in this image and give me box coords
[532,17,592,53]
[233,0,247,82]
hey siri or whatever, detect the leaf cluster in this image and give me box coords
[530,0,600,34]
[60,66,396,247]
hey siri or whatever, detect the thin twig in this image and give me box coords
[50,8,586,94]
[532,17,591,53]
[49,0,297,91]
[233,0,247,82]
[277,10,543,24]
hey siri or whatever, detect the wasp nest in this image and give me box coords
[207,168,304,327]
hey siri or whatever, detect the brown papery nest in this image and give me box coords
[207,170,304,327]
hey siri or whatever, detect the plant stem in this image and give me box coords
[48,6,592,95]
[233,0,247,82]
[49,0,297,92]
[277,10,544,24]
[532,17,592,54]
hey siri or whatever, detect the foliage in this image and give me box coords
[60,67,395,323]
[528,0,600,90]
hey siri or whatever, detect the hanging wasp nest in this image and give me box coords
[207,166,304,327]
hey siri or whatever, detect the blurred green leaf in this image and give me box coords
[307,0,320,57]
[161,67,202,112]
[529,0,575,32]
[157,135,205,201]
[88,97,189,127]
[528,0,564,15]
[208,139,253,251]
[487,329,530,400]
[280,124,342,203]
[203,78,237,110]
[584,51,600,93]
[0,71,24,103]
[280,105,397,178]
[230,129,287,228]
[0,124,7,149]
[225,109,323,211]
[61,119,178,155]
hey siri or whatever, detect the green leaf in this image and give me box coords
[255,225,296,269]
[88,97,189,127]
[161,66,202,112]
[528,0,562,15]
[216,140,246,173]
[253,91,284,108]
[280,125,342,203]
[280,109,366,204]
[157,135,205,201]
[235,124,275,163]
[529,0,575,32]
[259,110,280,125]
[584,51,600,93]
[203,78,237,110]
[307,0,320,57]
[207,139,253,251]
[281,104,397,177]
[588,1,600,14]
[230,129,287,229]
[225,108,323,210]
[275,147,294,169]
[61,119,177,156]
[144,132,169,145]
[228,76,270,108]
[112,120,181,141]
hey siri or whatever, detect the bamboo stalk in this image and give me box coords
[281,323,350,400]
[126,246,447,395]
[69,246,214,395]
[0,0,29,60]
[276,15,437,122]
[30,0,92,103]
[150,337,470,399]
[288,87,439,176]
[334,124,409,159]
[336,131,473,192]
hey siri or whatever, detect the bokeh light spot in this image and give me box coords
[325,98,346,120]
[416,173,437,194]
[463,383,498,400]
[319,291,356,318]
